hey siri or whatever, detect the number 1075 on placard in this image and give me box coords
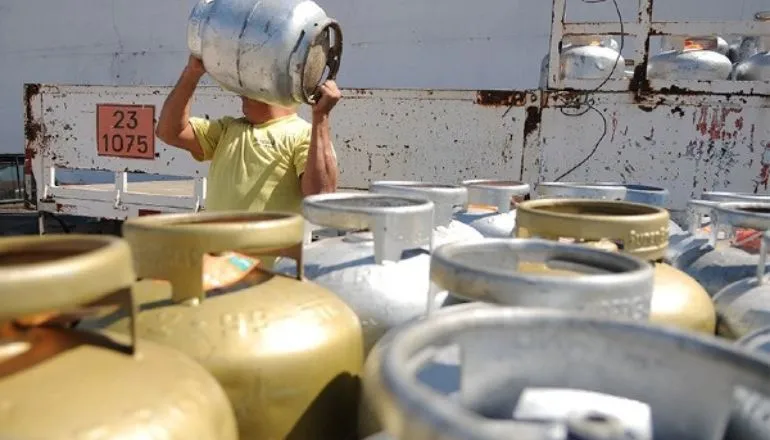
[96,104,156,160]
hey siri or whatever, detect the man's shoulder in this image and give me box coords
[190,115,245,130]
[283,115,312,131]
[272,115,312,143]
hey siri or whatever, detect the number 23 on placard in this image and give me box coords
[96,104,155,160]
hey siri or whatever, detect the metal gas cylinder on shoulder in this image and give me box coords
[358,238,656,438]
[734,12,770,81]
[0,234,237,439]
[539,36,625,88]
[648,36,733,80]
[187,0,342,107]
[674,199,770,297]
[273,192,440,353]
[454,179,531,238]
[514,198,716,334]
[535,181,683,235]
[78,212,363,440]
[368,181,483,246]
[714,219,770,340]
[365,306,770,440]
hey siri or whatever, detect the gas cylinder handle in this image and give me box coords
[711,202,770,250]
[685,199,720,235]
[593,183,669,207]
[186,0,215,58]
[0,235,138,352]
[699,194,770,244]
[122,211,305,304]
[430,238,654,320]
[461,180,531,213]
[369,181,468,227]
[378,307,770,440]
[302,19,343,105]
[536,182,628,202]
[303,192,435,264]
[703,191,770,202]
[514,199,670,262]
[537,182,670,207]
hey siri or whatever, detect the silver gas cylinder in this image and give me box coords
[673,200,770,297]
[429,238,655,316]
[187,0,342,107]
[535,181,683,235]
[454,179,531,238]
[368,181,484,247]
[714,227,770,339]
[539,36,625,88]
[273,192,442,353]
[359,238,656,437]
[366,306,770,440]
[728,35,761,66]
[648,36,733,80]
[734,12,770,81]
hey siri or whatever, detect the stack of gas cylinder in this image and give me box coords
[6,180,770,440]
[541,11,770,86]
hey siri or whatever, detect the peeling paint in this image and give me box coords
[523,107,541,140]
[475,90,528,107]
[24,83,42,149]
[24,84,770,220]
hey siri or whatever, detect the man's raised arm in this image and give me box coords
[301,80,341,196]
[155,55,206,160]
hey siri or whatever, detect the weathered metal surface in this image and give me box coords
[534,92,770,216]
[25,84,536,221]
[24,81,770,224]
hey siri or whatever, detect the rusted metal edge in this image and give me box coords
[24,83,42,151]
[474,90,543,183]
[475,90,535,107]
[542,89,763,110]
[23,83,43,209]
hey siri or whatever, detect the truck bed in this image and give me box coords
[59,179,197,197]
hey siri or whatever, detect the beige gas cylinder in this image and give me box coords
[0,234,237,439]
[79,211,364,439]
[515,198,716,334]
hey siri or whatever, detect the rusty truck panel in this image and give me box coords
[25,83,770,222]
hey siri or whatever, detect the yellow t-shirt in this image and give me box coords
[189,113,320,214]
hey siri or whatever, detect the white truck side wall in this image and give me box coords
[1,0,767,155]
[27,85,770,221]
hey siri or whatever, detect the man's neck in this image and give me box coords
[243,104,297,126]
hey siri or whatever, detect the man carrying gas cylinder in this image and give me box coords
[155,54,341,215]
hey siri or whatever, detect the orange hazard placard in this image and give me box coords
[96,104,155,160]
